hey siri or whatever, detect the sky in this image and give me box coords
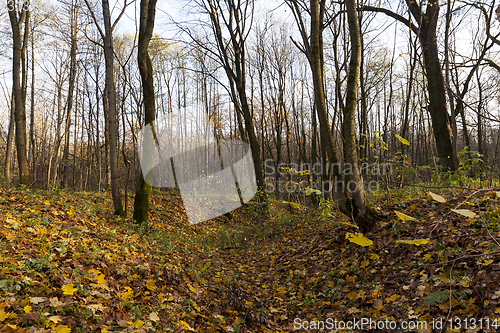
[0,0,497,127]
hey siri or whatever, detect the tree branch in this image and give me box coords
[360,6,419,34]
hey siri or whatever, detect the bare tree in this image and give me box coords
[133,0,158,224]
[8,0,30,185]
[84,0,130,215]
[363,0,459,171]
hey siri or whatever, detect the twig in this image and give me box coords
[388,181,497,191]
[454,187,500,210]
[422,250,500,266]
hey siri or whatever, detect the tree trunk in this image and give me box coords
[28,22,35,182]
[133,0,157,224]
[102,0,123,215]
[344,0,372,230]
[62,3,79,188]
[5,94,15,184]
[309,0,347,211]
[406,0,459,171]
[8,2,30,185]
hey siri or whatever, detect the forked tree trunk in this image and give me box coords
[344,0,374,230]
[309,0,352,214]
[8,2,30,185]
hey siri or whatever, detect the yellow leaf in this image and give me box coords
[24,305,32,313]
[428,192,447,203]
[7,324,16,329]
[179,320,196,331]
[189,285,201,294]
[450,209,477,218]
[49,315,62,323]
[345,232,373,246]
[120,287,133,301]
[149,312,160,322]
[62,283,77,295]
[145,279,156,291]
[0,309,17,322]
[347,291,359,300]
[130,320,144,329]
[396,239,430,246]
[277,286,287,295]
[394,211,417,221]
[395,134,410,145]
[54,325,71,333]
[481,259,494,266]
[44,200,50,205]
[385,294,399,303]
[372,284,383,298]
[96,274,106,285]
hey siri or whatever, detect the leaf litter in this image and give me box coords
[0,187,499,332]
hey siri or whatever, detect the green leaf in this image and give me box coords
[345,232,373,246]
[395,134,410,145]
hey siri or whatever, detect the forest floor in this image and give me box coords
[0,185,500,332]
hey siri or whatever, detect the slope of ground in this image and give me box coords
[0,186,499,332]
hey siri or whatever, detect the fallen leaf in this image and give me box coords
[49,315,62,323]
[396,239,430,246]
[394,211,417,221]
[96,274,106,285]
[450,209,477,218]
[145,279,156,291]
[30,297,46,304]
[149,312,160,322]
[50,297,65,308]
[54,325,71,333]
[428,192,446,203]
[345,232,373,246]
[62,283,77,296]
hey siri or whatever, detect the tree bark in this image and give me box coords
[102,0,124,215]
[62,2,79,188]
[363,1,459,171]
[5,94,15,184]
[8,1,30,185]
[133,0,157,224]
[309,0,348,212]
[344,0,372,230]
